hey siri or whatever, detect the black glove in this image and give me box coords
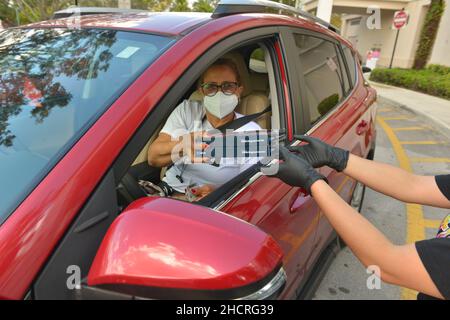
[288,135,349,172]
[262,146,326,194]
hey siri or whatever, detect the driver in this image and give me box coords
[148,58,262,200]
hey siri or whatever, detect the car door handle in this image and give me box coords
[356,120,369,135]
[290,188,310,213]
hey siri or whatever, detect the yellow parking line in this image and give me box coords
[377,108,393,113]
[424,219,442,229]
[377,116,425,300]
[393,127,428,132]
[410,157,450,163]
[400,141,446,145]
[381,116,414,121]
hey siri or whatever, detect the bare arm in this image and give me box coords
[311,180,444,299]
[291,135,450,208]
[344,154,450,208]
[148,132,209,168]
[147,133,180,167]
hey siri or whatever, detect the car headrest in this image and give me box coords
[222,51,251,97]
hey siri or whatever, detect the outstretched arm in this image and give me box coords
[291,135,450,208]
[266,149,444,299]
[310,179,444,299]
[344,154,450,208]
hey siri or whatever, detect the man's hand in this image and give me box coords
[262,146,326,194]
[289,135,349,172]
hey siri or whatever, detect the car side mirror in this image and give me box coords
[83,197,286,300]
[362,66,372,73]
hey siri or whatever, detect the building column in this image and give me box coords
[316,0,333,22]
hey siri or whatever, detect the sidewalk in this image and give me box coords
[369,80,450,137]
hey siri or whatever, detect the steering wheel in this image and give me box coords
[118,172,148,203]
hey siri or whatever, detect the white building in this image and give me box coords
[304,0,450,68]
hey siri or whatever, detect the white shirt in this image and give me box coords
[160,100,262,193]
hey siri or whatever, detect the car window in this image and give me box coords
[249,48,268,74]
[0,28,174,224]
[293,34,345,125]
[343,45,357,85]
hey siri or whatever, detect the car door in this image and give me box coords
[220,32,321,300]
[286,29,373,259]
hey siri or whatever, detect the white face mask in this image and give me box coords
[203,92,238,119]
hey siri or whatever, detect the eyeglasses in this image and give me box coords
[200,82,239,97]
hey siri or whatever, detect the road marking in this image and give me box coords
[410,157,450,163]
[400,141,447,145]
[424,219,442,229]
[377,116,425,300]
[377,108,393,113]
[393,127,428,132]
[380,116,414,121]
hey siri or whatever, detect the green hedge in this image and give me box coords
[369,65,450,100]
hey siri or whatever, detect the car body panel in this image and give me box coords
[220,41,377,298]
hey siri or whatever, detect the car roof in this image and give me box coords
[25,12,213,36]
[23,11,351,48]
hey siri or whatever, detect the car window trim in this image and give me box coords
[334,44,349,95]
[337,43,354,94]
[340,43,357,87]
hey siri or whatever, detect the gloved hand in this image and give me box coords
[262,146,326,194]
[288,135,350,172]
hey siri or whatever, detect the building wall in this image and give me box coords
[429,0,450,66]
[341,0,430,68]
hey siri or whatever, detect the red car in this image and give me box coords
[0,0,377,300]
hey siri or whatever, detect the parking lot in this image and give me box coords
[314,97,450,300]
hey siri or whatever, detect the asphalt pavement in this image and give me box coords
[313,96,450,300]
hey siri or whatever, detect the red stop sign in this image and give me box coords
[393,10,408,29]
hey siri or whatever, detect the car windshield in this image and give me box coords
[0,28,174,224]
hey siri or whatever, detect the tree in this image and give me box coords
[0,2,17,26]
[271,0,296,7]
[79,0,119,7]
[192,0,217,13]
[170,0,190,12]
[0,1,179,26]
[0,1,75,26]
[131,0,173,11]
[413,0,446,69]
